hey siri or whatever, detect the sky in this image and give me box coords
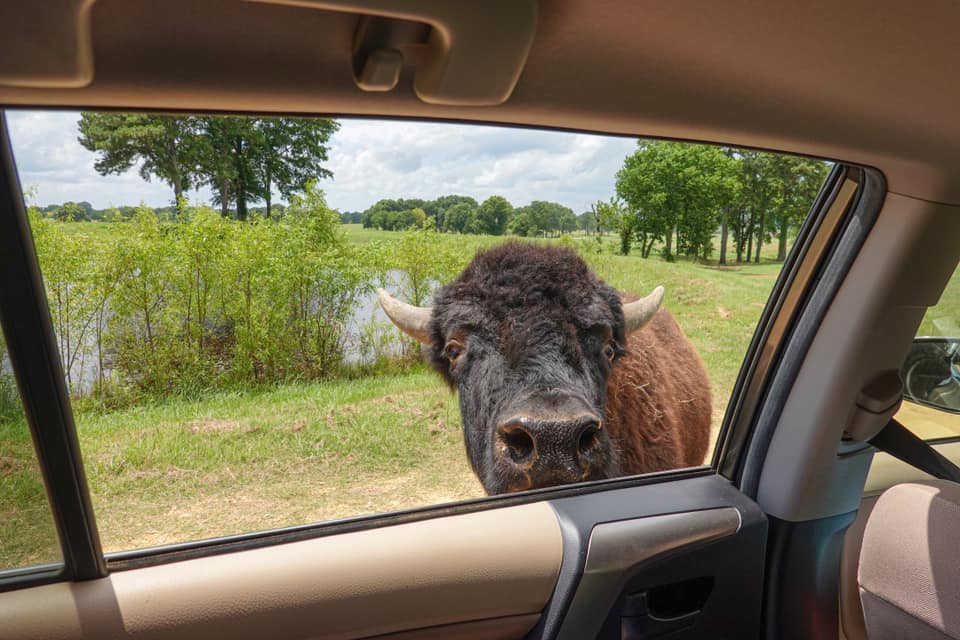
[4,110,639,214]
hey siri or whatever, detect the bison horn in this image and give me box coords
[376,288,433,345]
[623,286,664,334]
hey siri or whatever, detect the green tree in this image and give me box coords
[249,117,340,218]
[558,208,578,234]
[577,211,597,234]
[78,113,199,213]
[442,201,477,233]
[617,140,737,261]
[53,201,87,222]
[472,196,513,235]
[768,156,829,261]
[427,195,477,232]
[518,201,575,237]
[594,198,638,256]
[508,209,537,237]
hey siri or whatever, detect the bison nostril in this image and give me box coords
[500,427,535,464]
[578,422,601,456]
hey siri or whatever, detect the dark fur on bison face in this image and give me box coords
[378,243,663,495]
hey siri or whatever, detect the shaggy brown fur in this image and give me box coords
[389,242,712,494]
[605,309,711,472]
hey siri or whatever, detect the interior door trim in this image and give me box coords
[556,508,742,640]
[0,501,562,640]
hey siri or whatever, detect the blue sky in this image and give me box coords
[4,110,638,214]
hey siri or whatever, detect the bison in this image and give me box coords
[377,243,711,495]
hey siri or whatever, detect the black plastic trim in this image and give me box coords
[0,563,64,593]
[0,113,106,584]
[536,474,768,640]
[762,512,857,639]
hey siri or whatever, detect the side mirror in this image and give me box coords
[901,337,960,412]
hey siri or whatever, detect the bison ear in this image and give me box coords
[622,286,664,334]
[376,288,434,345]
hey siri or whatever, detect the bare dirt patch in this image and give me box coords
[0,456,25,476]
[189,419,257,434]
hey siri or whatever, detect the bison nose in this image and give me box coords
[496,414,604,476]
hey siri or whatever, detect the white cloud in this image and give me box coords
[4,110,638,213]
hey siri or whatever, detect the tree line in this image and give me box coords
[605,141,828,264]
[78,113,338,220]
[354,142,826,264]
[359,194,595,236]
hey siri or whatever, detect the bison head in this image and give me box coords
[377,244,662,495]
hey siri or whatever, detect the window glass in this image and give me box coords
[897,265,960,438]
[0,329,61,570]
[7,110,831,554]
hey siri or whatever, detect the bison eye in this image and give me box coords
[603,343,616,362]
[444,340,465,363]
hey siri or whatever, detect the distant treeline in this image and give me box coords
[348,142,830,266]
[34,201,287,222]
[356,195,595,237]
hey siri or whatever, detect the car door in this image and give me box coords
[0,98,892,640]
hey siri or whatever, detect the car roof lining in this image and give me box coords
[1,0,959,204]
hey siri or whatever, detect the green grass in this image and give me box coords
[0,420,61,568]
[2,370,479,560]
[57,220,118,241]
[919,266,960,337]
[1,223,797,565]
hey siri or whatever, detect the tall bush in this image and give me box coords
[29,186,380,400]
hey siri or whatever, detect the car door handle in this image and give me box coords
[620,576,714,638]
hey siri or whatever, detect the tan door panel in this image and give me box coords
[0,502,561,640]
[367,614,541,639]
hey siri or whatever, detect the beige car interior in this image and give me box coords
[857,481,960,640]
[2,1,960,639]
[2,502,562,640]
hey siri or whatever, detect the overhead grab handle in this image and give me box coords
[251,0,538,106]
[0,0,95,88]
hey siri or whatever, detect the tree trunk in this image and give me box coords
[720,207,729,265]
[593,204,602,251]
[264,168,272,219]
[664,226,674,261]
[236,193,248,222]
[233,137,248,222]
[777,215,788,261]
[220,180,230,218]
[619,226,631,255]
[754,211,765,263]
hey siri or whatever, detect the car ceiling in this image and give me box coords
[1,0,959,204]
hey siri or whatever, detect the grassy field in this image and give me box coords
[3,223,791,564]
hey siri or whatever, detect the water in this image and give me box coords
[62,270,418,394]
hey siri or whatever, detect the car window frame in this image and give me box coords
[0,108,863,588]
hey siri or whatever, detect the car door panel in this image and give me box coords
[0,502,562,640]
[1,475,767,640]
